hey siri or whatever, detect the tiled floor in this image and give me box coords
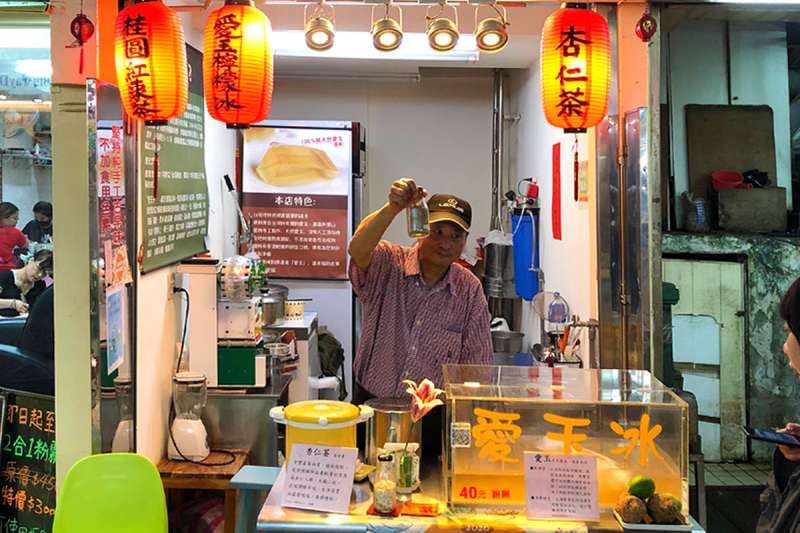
[689,462,772,487]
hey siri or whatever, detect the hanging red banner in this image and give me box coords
[552,143,562,241]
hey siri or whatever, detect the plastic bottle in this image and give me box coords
[406,192,429,239]
[547,292,569,325]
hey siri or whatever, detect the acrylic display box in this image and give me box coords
[442,365,688,518]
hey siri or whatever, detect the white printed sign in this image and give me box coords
[525,452,599,521]
[281,444,357,514]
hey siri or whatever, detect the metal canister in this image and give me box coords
[364,397,422,467]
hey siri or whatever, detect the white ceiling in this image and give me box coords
[181,2,556,74]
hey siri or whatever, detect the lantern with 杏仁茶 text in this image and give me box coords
[114,0,187,125]
[540,6,610,133]
[204,0,274,128]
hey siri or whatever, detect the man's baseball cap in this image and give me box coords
[428,194,472,232]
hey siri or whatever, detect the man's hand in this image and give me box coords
[388,178,426,212]
[778,423,800,461]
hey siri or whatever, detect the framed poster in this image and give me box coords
[240,125,352,280]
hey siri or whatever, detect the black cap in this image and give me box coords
[428,194,472,232]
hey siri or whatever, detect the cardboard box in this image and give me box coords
[718,187,787,233]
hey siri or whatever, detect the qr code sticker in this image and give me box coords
[451,422,472,448]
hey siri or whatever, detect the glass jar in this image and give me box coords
[373,453,398,514]
[406,194,429,238]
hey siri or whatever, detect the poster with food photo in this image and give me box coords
[241,126,352,280]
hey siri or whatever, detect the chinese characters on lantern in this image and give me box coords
[556,25,591,119]
[282,444,357,514]
[211,14,243,112]
[122,14,159,120]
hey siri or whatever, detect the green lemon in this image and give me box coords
[667,493,683,512]
[627,475,656,500]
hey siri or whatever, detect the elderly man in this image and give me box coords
[348,178,492,407]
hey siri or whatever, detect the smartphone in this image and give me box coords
[742,426,800,448]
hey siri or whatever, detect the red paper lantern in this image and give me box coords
[114,0,187,125]
[204,0,274,129]
[540,7,610,133]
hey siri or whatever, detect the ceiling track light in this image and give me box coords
[426,3,459,52]
[475,4,509,53]
[304,1,336,51]
[371,3,403,52]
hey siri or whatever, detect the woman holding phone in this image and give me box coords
[758,276,800,532]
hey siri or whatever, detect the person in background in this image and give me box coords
[0,249,51,317]
[757,276,800,532]
[347,178,492,458]
[18,284,53,360]
[0,202,27,272]
[22,201,52,244]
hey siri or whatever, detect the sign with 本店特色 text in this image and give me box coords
[525,452,598,521]
[281,444,356,514]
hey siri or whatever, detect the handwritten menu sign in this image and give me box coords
[241,126,352,280]
[524,452,598,521]
[97,124,126,248]
[139,45,208,273]
[0,390,56,533]
[281,444,356,514]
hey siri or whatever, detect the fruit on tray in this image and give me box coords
[614,494,648,524]
[647,492,683,524]
[615,476,684,525]
[627,475,656,500]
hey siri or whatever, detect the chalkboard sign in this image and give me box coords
[140,44,209,273]
[0,388,56,533]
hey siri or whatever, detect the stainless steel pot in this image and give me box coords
[364,397,421,467]
[261,284,289,326]
[491,330,524,354]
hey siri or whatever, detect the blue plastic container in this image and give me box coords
[511,213,540,300]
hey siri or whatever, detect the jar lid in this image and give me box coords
[283,400,360,426]
[174,371,206,384]
[378,453,393,462]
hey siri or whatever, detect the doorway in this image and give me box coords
[663,257,747,462]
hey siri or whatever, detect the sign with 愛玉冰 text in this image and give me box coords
[280,444,356,514]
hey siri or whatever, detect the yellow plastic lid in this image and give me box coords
[283,400,361,426]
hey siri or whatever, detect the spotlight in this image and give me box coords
[426,4,459,52]
[304,3,335,51]
[371,4,403,52]
[32,97,43,103]
[0,94,7,101]
[475,5,508,53]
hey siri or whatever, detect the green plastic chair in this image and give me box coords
[54,453,168,533]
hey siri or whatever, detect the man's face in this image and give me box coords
[419,221,467,269]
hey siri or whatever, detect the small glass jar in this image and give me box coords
[406,194,429,239]
[373,453,398,514]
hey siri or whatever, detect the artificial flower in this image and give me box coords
[402,378,444,423]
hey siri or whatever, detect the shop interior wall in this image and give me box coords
[266,73,493,398]
[2,163,51,223]
[507,67,596,352]
[667,19,792,218]
[135,14,238,463]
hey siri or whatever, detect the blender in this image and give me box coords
[111,376,134,453]
[168,372,210,461]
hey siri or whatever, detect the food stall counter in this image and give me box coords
[255,464,706,533]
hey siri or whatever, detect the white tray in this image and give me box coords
[613,511,693,531]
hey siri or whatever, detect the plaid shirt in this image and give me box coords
[350,241,493,397]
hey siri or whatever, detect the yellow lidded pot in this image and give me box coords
[270,400,374,463]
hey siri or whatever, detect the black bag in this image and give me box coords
[318,331,347,401]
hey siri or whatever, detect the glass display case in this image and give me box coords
[443,365,688,517]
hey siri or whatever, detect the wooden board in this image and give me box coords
[718,187,787,232]
[685,104,777,200]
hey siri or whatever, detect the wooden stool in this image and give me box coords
[158,449,250,533]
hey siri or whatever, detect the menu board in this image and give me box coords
[98,124,126,247]
[139,45,208,273]
[241,126,351,280]
[0,390,56,533]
